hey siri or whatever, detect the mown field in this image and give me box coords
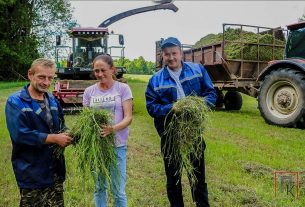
[1,75,305,207]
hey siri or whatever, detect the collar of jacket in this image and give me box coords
[20,84,51,102]
[19,84,60,132]
[163,61,190,80]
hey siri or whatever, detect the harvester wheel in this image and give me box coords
[224,91,242,110]
[258,68,305,127]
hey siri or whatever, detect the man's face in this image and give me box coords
[162,46,183,70]
[28,65,55,94]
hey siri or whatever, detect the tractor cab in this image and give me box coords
[285,21,305,60]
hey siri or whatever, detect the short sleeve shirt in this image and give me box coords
[83,81,133,146]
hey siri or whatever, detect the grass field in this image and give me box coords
[1,75,305,207]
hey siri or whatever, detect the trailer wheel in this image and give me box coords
[224,91,242,110]
[258,68,305,127]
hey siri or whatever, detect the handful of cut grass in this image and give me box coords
[69,107,118,186]
[164,96,210,186]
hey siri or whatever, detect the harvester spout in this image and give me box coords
[98,3,178,28]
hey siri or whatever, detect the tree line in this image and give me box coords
[0,0,75,80]
[114,56,156,75]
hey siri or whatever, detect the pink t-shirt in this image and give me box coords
[83,81,133,147]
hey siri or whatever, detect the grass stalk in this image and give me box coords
[164,96,210,186]
[68,108,118,189]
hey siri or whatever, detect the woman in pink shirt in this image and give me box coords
[83,54,133,207]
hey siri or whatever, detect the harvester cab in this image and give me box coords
[53,27,126,112]
[55,27,125,80]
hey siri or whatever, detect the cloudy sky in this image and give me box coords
[71,1,305,61]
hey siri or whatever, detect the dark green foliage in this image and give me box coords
[164,96,210,186]
[0,0,75,80]
[114,56,156,75]
[0,0,39,80]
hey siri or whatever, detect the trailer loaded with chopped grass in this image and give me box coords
[156,22,305,128]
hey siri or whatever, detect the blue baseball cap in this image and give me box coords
[161,37,182,50]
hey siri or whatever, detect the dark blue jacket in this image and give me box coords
[145,62,217,136]
[5,85,66,189]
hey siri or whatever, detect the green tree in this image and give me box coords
[0,0,75,80]
[32,0,76,57]
[0,0,37,80]
[134,56,147,74]
[113,56,155,75]
[127,61,137,74]
[114,57,129,67]
[146,61,156,74]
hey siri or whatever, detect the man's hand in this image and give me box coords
[172,105,182,114]
[45,133,73,148]
[172,105,177,112]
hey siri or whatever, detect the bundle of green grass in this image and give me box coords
[69,107,118,185]
[164,96,210,186]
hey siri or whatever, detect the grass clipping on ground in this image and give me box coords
[164,96,210,186]
[69,108,118,186]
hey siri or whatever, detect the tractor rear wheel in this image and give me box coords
[258,68,305,127]
[224,91,242,110]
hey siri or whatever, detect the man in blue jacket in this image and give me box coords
[145,37,217,207]
[5,58,72,206]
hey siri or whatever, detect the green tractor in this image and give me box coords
[257,21,305,128]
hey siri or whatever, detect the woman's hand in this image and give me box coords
[100,125,114,137]
[99,99,133,138]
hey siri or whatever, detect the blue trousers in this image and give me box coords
[93,146,127,207]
